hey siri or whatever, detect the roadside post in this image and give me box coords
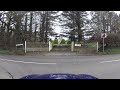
[97,42,99,52]
[71,41,74,52]
[49,39,52,52]
[70,36,75,52]
[25,41,26,53]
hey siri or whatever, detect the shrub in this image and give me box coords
[60,39,66,44]
[90,33,120,48]
[53,38,58,44]
[67,40,71,44]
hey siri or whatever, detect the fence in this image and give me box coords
[24,41,99,53]
[26,42,49,52]
[74,42,98,53]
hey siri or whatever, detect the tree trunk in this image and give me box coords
[34,23,37,42]
[29,12,33,41]
[76,12,82,42]
[24,14,28,41]
[41,20,45,42]
[45,11,48,43]
[109,15,112,33]
[15,16,22,44]
[102,16,106,33]
[6,17,12,49]
[40,12,46,42]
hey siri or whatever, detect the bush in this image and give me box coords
[103,33,120,47]
[90,33,120,48]
[67,40,71,44]
[60,39,66,44]
[53,38,58,44]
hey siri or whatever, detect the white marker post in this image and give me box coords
[49,40,51,52]
[97,42,99,52]
[71,41,74,52]
[49,40,52,52]
[25,41,26,53]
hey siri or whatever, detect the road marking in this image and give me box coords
[0,58,57,65]
[100,59,120,63]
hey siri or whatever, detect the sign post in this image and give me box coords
[101,33,107,53]
[103,38,104,53]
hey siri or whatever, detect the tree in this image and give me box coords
[90,11,120,34]
[89,11,120,48]
[60,11,88,42]
[34,22,38,42]
[38,11,58,43]
[0,11,28,49]
[24,13,28,41]
[0,11,7,48]
[29,12,33,41]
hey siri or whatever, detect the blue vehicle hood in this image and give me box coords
[20,73,98,79]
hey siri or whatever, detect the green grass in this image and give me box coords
[0,48,25,55]
[53,44,71,47]
[0,50,14,55]
[96,52,109,55]
[87,42,97,49]
[95,47,120,55]
[14,49,25,55]
[105,48,120,54]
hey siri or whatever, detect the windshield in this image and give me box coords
[0,11,120,79]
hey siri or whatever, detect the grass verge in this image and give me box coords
[0,50,14,55]
[95,47,120,55]
[0,49,25,55]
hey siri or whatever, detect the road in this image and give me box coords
[1,54,120,79]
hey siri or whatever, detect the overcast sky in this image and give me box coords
[54,11,120,34]
[114,11,120,14]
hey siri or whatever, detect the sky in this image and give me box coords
[114,11,120,14]
[54,11,120,34]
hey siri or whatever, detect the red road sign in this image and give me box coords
[101,33,107,38]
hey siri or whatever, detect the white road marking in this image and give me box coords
[0,58,56,65]
[100,59,120,63]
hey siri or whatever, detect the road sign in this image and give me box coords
[101,33,107,38]
[75,44,81,47]
[16,44,23,46]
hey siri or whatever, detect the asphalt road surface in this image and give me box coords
[1,54,120,79]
